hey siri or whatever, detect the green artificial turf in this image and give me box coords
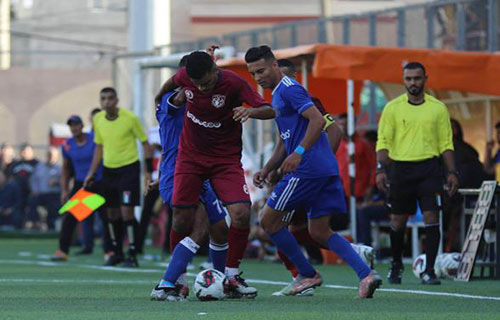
[0,239,499,320]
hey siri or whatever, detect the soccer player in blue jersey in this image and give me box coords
[245,45,382,298]
[149,56,230,302]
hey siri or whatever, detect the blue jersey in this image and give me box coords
[156,91,185,200]
[61,133,103,182]
[272,76,338,178]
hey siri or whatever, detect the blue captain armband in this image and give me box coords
[294,145,305,155]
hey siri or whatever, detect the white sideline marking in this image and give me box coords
[2,259,500,301]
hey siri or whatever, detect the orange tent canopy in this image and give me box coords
[218,44,500,96]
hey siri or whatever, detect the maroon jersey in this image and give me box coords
[173,68,268,157]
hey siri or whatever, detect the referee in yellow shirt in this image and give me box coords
[376,62,458,285]
[84,87,153,267]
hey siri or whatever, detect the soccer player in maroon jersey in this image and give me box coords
[155,51,274,298]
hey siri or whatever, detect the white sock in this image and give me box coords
[225,267,239,278]
[177,273,187,286]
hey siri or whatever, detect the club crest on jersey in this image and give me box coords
[243,184,249,195]
[211,94,226,108]
[185,89,194,100]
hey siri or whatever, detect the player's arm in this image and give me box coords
[84,144,102,188]
[155,76,179,105]
[438,108,458,196]
[325,118,342,153]
[280,106,325,175]
[233,105,274,122]
[254,138,287,188]
[60,157,71,204]
[484,141,496,175]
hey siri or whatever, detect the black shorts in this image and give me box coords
[388,157,443,215]
[102,161,141,208]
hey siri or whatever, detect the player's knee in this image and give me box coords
[172,210,195,236]
[228,206,250,228]
[190,226,208,244]
[209,221,228,244]
[308,225,330,245]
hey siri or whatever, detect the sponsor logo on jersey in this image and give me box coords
[185,89,194,100]
[211,94,226,108]
[187,111,221,128]
[243,184,249,195]
[280,129,291,140]
[270,192,277,201]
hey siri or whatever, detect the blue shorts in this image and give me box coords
[160,180,226,225]
[267,174,346,219]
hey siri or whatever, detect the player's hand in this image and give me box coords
[376,172,389,194]
[144,172,153,191]
[280,153,302,175]
[83,174,94,189]
[253,169,268,189]
[146,179,159,195]
[60,190,69,205]
[266,169,282,184]
[233,106,251,123]
[172,89,187,106]
[206,44,220,61]
[446,173,459,197]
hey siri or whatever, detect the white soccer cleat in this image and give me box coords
[351,244,375,269]
[150,284,186,302]
[224,273,258,299]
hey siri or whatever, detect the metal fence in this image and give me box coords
[156,0,497,54]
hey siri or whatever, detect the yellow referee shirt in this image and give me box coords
[376,93,453,161]
[93,108,147,168]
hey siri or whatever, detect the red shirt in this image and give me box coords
[336,136,376,198]
[173,68,268,158]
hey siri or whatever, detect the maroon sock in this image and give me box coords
[292,228,327,249]
[170,229,184,253]
[277,249,299,278]
[226,226,250,268]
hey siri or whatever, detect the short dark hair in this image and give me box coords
[495,121,500,130]
[100,87,117,97]
[244,45,275,63]
[185,51,215,80]
[277,59,295,73]
[179,54,189,68]
[20,142,32,151]
[404,61,426,75]
[90,108,101,116]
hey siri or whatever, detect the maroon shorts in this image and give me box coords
[172,153,250,207]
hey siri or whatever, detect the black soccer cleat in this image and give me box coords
[387,261,404,285]
[122,255,139,268]
[421,270,441,285]
[103,254,124,266]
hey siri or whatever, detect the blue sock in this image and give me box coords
[327,233,371,279]
[209,241,228,273]
[163,237,200,283]
[269,227,316,278]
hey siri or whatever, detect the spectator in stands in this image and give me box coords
[336,113,377,202]
[443,119,487,252]
[1,143,16,175]
[355,130,390,246]
[0,171,22,229]
[484,120,500,183]
[28,147,61,230]
[8,143,39,229]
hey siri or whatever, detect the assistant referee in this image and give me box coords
[84,87,153,267]
[375,62,458,285]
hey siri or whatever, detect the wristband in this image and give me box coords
[145,158,154,173]
[294,145,305,155]
[447,170,459,177]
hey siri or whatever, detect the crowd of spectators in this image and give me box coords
[0,143,61,230]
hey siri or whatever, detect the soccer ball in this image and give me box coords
[412,254,427,278]
[435,253,461,279]
[193,269,226,301]
[412,253,461,279]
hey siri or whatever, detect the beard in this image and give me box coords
[406,85,424,96]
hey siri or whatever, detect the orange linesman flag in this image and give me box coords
[58,188,106,222]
